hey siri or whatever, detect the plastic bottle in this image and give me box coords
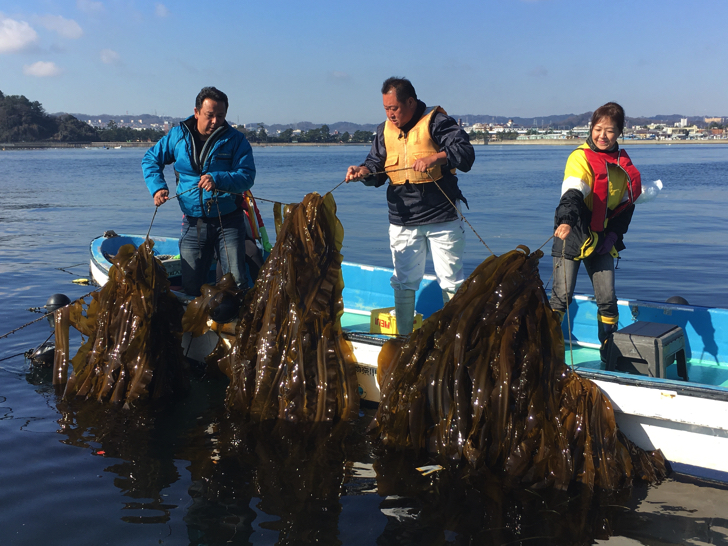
[635,179,663,204]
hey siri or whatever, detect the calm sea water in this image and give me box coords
[1,144,727,545]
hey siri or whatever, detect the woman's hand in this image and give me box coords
[554,223,571,240]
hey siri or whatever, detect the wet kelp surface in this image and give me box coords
[372,246,667,491]
[54,239,189,406]
[211,192,360,422]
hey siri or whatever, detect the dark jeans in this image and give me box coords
[550,252,618,321]
[179,210,249,296]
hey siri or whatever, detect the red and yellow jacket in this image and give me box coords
[552,142,642,260]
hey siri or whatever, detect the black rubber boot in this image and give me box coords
[598,321,618,365]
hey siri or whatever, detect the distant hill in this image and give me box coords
[452,113,589,128]
[244,121,379,134]
[60,111,724,133]
[451,113,716,129]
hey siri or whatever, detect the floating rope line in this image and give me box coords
[0,290,96,340]
[0,350,32,363]
[56,263,86,276]
[1,330,59,363]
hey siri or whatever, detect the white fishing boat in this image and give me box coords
[88,233,728,483]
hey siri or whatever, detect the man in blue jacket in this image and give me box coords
[142,86,256,296]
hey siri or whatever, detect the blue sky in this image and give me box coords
[1,0,726,125]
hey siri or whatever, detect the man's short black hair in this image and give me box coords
[195,86,229,111]
[381,77,417,103]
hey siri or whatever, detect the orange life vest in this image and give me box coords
[382,106,456,185]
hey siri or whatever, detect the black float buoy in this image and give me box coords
[666,296,689,305]
[28,341,55,366]
[27,294,71,367]
[45,293,71,328]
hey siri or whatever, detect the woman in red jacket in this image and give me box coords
[550,102,642,362]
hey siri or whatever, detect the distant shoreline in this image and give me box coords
[2,139,727,151]
[0,142,153,150]
[489,139,728,146]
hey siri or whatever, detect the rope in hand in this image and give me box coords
[148,169,559,267]
[330,166,418,195]
[212,190,232,269]
[145,186,199,238]
[339,163,498,257]
[146,183,234,271]
[349,166,559,260]
[427,172,495,256]
[560,246,575,369]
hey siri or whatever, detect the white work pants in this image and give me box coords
[389,218,465,292]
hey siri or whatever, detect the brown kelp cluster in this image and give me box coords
[371,246,667,491]
[182,273,240,338]
[55,240,189,406]
[216,192,360,422]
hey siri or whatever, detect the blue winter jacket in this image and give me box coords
[142,117,255,218]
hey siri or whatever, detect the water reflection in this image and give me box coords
[41,371,689,546]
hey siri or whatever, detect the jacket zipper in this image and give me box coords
[403,134,408,183]
[195,125,226,217]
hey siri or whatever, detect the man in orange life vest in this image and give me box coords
[345,77,475,335]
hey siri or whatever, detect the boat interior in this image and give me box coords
[338,262,728,392]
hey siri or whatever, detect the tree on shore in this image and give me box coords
[237,123,371,144]
[96,120,164,142]
[0,90,165,143]
[0,91,56,141]
[350,130,374,143]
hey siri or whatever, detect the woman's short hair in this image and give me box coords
[591,102,625,134]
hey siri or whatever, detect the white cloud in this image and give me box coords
[77,0,104,14]
[23,61,61,77]
[0,16,39,53]
[38,15,83,39]
[100,48,120,64]
[328,70,350,82]
[155,4,169,18]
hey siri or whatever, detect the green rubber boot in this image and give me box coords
[394,289,416,336]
